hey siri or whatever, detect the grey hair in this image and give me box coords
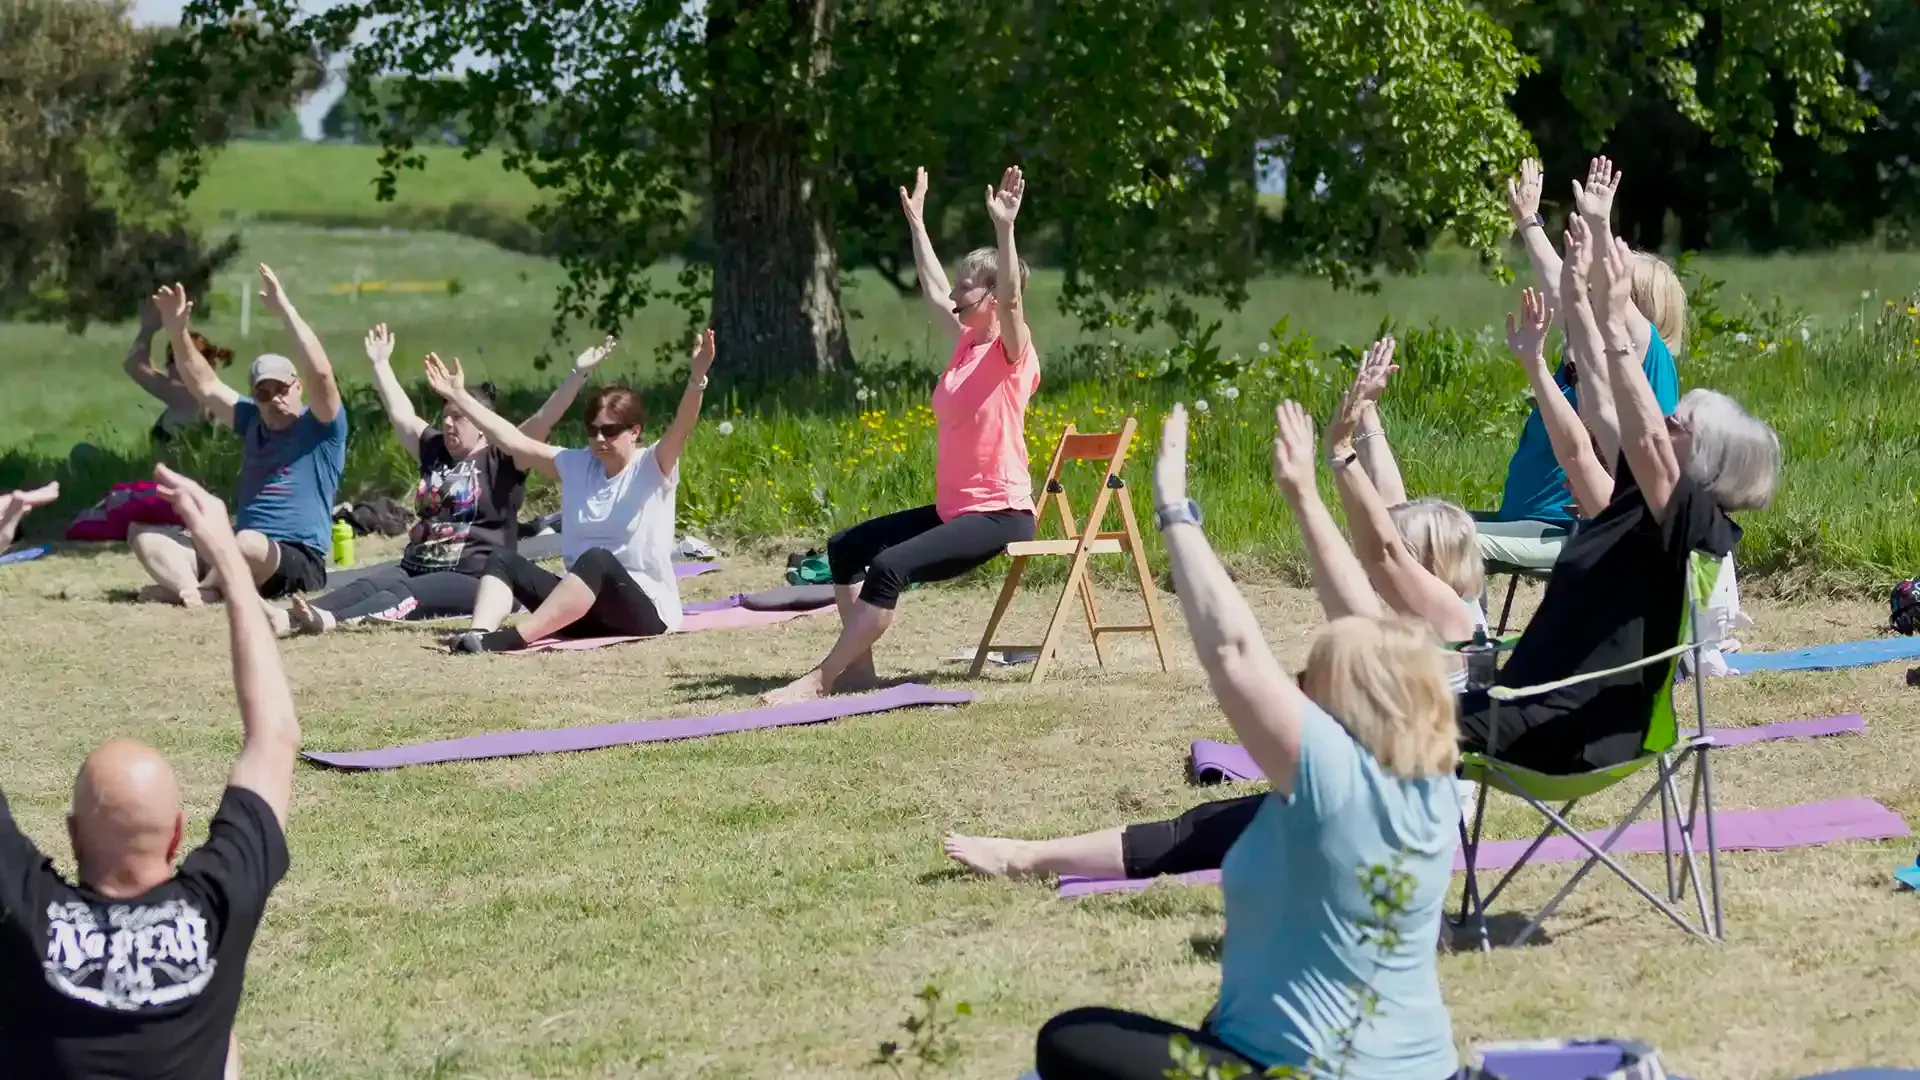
[1677,389,1780,511]
[957,247,1031,293]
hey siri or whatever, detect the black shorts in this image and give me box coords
[200,539,327,600]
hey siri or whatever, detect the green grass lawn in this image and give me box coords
[189,142,544,223]
[3,548,1918,1078]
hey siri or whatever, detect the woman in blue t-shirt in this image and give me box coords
[1031,406,1463,1080]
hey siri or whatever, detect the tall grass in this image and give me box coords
[12,293,1920,595]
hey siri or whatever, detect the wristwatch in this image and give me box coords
[1154,499,1203,531]
[1518,212,1545,231]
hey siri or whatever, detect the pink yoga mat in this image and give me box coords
[510,603,830,653]
[1056,798,1908,898]
[303,682,975,770]
[1188,714,1868,785]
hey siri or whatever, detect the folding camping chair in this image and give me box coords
[969,419,1171,685]
[1454,554,1724,949]
[1485,560,1553,635]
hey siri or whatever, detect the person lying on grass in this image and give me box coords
[426,331,714,653]
[282,325,617,634]
[945,266,1778,883]
[123,294,231,446]
[764,165,1040,704]
[130,266,347,620]
[0,481,59,554]
[1475,156,1685,572]
[1030,405,1462,1080]
[0,464,298,1080]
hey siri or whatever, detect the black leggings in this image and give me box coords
[310,565,480,622]
[483,548,668,639]
[827,504,1035,610]
[1120,796,1264,878]
[1037,1007,1256,1079]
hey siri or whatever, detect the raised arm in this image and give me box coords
[1331,337,1408,506]
[899,167,963,342]
[985,166,1032,365]
[1595,236,1682,519]
[256,264,343,424]
[1572,157,1652,349]
[1154,405,1312,795]
[151,284,239,428]
[1324,356,1478,641]
[1562,216,1622,468]
[362,324,427,460]
[1509,158,1564,314]
[123,298,193,408]
[652,329,715,480]
[1507,288,1613,517]
[521,336,615,441]
[423,354,563,480]
[153,463,298,829]
[1272,402,1384,623]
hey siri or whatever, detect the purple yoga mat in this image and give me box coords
[675,561,720,578]
[1188,714,1867,784]
[511,603,829,653]
[1056,798,1908,898]
[303,682,975,770]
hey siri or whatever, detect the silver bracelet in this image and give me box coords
[1356,430,1385,443]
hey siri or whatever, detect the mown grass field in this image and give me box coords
[4,548,1919,1079]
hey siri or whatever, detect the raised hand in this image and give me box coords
[422,353,466,400]
[688,328,716,381]
[1571,156,1622,223]
[986,165,1025,231]
[1327,336,1398,452]
[138,295,164,336]
[1152,404,1191,511]
[899,166,929,227]
[153,463,237,564]
[1561,215,1594,298]
[1593,236,1636,332]
[1508,158,1543,225]
[574,334,617,373]
[1272,401,1319,493]
[152,284,192,332]
[256,263,293,316]
[1505,288,1555,362]
[364,323,396,367]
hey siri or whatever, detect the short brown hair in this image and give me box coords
[586,386,644,429]
[958,247,1031,293]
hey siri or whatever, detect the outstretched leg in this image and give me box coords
[947,796,1265,882]
[943,827,1126,880]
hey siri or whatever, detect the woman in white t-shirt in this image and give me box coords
[416,331,715,653]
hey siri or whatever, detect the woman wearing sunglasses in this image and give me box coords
[764,165,1040,704]
[419,330,716,653]
[282,326,617,633]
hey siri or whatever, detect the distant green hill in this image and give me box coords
[188,141,543,224]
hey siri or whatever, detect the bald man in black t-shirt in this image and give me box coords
[0,464,299,1080]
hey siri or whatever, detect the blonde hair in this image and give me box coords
[1388,498,1483,600]
[957,246,1031,293]
[1675,388,1781,511]
[1630,252,1687,355]
[1301,616,1460,779]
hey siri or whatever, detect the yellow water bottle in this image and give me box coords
[332,518,355,568]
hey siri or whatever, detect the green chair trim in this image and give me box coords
[1459,751,1661,802]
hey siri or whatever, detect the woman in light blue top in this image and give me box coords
[1033,404,1463,1080]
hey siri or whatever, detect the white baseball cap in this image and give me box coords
[249,354,298,387]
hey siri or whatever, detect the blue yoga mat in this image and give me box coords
[1894,860,1920,891]
[0,545,48,567]
[1725,637,1920,674]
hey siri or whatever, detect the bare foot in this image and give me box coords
[137,584,210,607]
[761,669,830,706]
[260,597,292,638]
[942,834,1038,879]
[15,482,59,508]
[287,595,334,635]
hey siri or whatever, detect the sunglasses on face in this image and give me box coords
[253,381,294,402]
[951,289,990,315]
[586,422,633,440]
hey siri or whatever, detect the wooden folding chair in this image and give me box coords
[969,418,1171,684]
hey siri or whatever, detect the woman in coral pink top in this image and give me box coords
[764,166,1040,704]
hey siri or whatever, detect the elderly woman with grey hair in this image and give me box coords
[1455,212,1781,773]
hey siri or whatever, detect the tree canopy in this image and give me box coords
[135,0,1877,376]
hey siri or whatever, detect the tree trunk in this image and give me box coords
[706,0,851,380]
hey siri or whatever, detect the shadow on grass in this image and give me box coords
[1443,911,1561,951]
